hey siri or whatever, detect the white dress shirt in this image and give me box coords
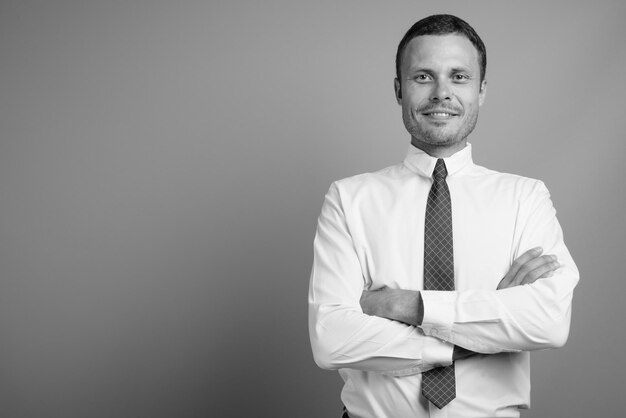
[308,144,579,418]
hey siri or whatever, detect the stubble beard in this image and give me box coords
[404,108,479,152]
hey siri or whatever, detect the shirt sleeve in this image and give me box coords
[308,183,453,376]
[420,180,579,353]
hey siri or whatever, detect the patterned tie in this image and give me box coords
[421,158,456,409]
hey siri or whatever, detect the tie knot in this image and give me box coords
[433,159,448,181]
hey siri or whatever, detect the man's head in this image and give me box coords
[396,14,487,85]
[394,15,487,157]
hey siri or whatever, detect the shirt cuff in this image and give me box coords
[422,335,454,369]
[420,290,457,343]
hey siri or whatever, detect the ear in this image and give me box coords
[394,78,402,104]
[478,79,487,106]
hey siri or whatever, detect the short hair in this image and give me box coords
[395,14,487,82]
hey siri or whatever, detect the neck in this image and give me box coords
[410,137,467,158]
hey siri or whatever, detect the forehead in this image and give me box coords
[401,34,479,73]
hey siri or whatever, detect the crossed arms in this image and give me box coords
[359,247,561,361]
[308,181,579,375]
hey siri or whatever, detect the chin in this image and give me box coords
[422,134,463,147]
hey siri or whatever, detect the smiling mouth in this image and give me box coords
[421,111,459,120]
[424,112,456,117]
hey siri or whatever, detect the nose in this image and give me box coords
[430,80,451,102]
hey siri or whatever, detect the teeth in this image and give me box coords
[430,112,452,116]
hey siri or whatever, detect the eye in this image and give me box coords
[453,73,469,82]
[414,74,431,83]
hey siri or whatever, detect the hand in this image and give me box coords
[360,286,421,326]
[497,247,559,290]
[360,286,388,317]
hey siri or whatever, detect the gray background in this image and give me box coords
[1,1,624,417]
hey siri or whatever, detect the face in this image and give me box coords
[395,34,486,157]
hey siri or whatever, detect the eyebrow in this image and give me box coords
[405,67,433,78]
[406,66,473,77]
[449,66,472,74]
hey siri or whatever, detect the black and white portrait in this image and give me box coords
[0,1,623,417]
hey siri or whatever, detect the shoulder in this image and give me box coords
[328,161,406,190]
[329,162,410,199]
[321,162,409,211]
[469,163,550,197]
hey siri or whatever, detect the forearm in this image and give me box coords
[362,255,577,355]
[360,288,478,360]
[360,287,423,326]
[309,301,452,375]
[420,269,577,353]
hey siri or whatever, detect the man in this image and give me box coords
[308,14,578,418]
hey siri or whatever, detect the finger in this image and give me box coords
[524,261,559,284]
[538,260,560,276]
[507,247,543,282]
[513,255,554,285]
[498,256,559,290]
[513,254,556,285]
[518,260,560,286]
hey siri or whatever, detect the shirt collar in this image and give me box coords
[403,143,474,178]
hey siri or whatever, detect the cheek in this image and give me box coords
[401,100,415,116]
[466,99,480,113]
[457,89,482,108]
[403,95,426,114]
[403,86,428,103]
